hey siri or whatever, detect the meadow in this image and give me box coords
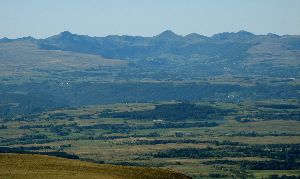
[1,101,299,178]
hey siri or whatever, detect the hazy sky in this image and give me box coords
[1,0,300,38]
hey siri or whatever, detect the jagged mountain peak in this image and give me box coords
[155,30,182,39]
[55,31,77,39]
[59,31,73,36]
[236,30,254,36]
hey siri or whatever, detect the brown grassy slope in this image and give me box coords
[0,153,190,179]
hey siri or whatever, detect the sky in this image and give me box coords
[0,0,300,38]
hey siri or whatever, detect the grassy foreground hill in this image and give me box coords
[0,153,190,179]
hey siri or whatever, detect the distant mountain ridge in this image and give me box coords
[19,30,292,60]
[1,30,300,77]
[1,29,292,41]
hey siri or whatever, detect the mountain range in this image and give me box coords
[0,30,299,118]
[1,30,300,78]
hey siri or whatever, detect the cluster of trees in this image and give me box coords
[208,173,228,178]
[130,132,160,138]
[101,103,232,121]
[14,114,41,121]
[0,134,59,145]
[81,122,218,134]
[0,125,7,129]
[153,147,233,159]
[49,125,72,136]
[0,146,79,159]
[236,110,300,122]
[154,121,218,128]
[125,139,245,146]
[230,131,300,137]
[236,144,300,160]
[20,124,53,129]
[20,123,80,136]
[0,146,51,152]
[20,120,218,137]
[18,134,48,140]
[153,144,300,170]
[124,139,201,145]
[258,104,299,110]
[82,135,127,140]
[204,159,300,170]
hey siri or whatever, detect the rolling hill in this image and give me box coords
[0,153,190,179]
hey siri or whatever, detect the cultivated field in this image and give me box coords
[1,101,299,178]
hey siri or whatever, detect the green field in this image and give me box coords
[1,101,299,178]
